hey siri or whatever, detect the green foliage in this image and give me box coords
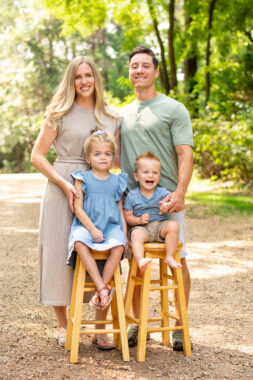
[193,111,253,185]
[187,191,253,218]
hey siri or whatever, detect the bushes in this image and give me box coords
[193,112,253,185]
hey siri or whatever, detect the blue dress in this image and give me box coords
[68,170,128,267]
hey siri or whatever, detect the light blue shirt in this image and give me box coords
[124,186,170,222]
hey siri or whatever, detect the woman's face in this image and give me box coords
[74,62,95,101]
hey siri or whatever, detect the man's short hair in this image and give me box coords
[134,151,161,172]
[129,46,159,69]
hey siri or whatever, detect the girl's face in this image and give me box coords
[87,141,114,173]
[74,62,95,101]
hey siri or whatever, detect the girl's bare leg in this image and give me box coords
[75,241,105,291]
[130,229,151,272]
[102,245,124,284]
[160,221,181,269]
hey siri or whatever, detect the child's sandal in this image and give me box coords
[89,290,100,309]
[98,285,115,310]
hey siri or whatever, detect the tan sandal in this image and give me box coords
[98,285,115,311]
[89,290,100,309]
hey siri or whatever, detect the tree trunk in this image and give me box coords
[184,14,198,94]
[205,0,217,105]
[146,0,170,94]
[168,0,177,89]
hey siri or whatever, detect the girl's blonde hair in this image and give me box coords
[134,151,161,172]
[84,127,117,163]
[45,56,118,129]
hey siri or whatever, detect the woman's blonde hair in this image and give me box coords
[45,56,118,129]
[84,127,117,163]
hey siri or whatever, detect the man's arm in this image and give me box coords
[161,144,193,214]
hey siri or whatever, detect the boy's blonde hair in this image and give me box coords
[84,127,117,163]
[45,56,118,130]
[134,151,161,172]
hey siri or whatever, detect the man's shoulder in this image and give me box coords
[158,94,186,110]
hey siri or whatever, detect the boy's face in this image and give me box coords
[134,158,161,192]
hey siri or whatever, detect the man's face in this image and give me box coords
[129,53,159,90]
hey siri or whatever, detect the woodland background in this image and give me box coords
[0,0,252,187]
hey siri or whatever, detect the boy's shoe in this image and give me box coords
[171,330,193,351]
[127,325,150,347]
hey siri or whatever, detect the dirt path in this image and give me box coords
[0,174,252,380]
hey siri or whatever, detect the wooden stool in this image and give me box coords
[124,242,192,362]
[65,250,130,363]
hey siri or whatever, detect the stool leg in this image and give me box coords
[174,250,192,356]
[160,259,170,345]
[110,278,119,348]
[70,259,86,363]
[113,265,130,361]
[66,255,80,351]
[137,261,151,362]
[124,257,138,328]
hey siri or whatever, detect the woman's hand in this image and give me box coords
[61,180,80,213]
[90,227,104,243]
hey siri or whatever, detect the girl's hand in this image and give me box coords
[90,227,104,243]
[139,213,150,225]
[62,181,80,213]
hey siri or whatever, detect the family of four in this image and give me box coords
[31,46,193,351]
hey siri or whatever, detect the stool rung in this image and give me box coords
[126,315,139,324]
[164,312,180,320]
[80,329,120,335]
[81,319,113,325]
[131,275,142,281]
[148,317,162,322]
[150,285,177,291]
[84,287,96,292]
[84,282,95,286]
[163,274,174,280]
[147,326,183,333]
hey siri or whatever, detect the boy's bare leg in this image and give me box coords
[131,229,152,272]
[160,221,181,269]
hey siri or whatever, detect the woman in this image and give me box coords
[31,56,121,349]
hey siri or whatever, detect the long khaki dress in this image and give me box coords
[38,102,121,305]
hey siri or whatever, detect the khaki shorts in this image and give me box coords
[129,220,169,243]
[125,211,188,259]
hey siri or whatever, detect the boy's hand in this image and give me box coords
[90,227,104,243]
[159,201,170,214]
[139,213,150,225]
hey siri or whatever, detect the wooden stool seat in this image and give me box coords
[124,242,192,362]
[65,250,130,362]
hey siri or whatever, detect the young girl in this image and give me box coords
[68,129,128,313]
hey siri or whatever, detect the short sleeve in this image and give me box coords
[116,172,128,201]
[158,187,170,200]
[71,170,87,193]
[170,103,193,147]
[123,192,133,210]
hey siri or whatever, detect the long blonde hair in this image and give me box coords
[45,56,118,129]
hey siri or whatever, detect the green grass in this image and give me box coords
[186,192,253,218]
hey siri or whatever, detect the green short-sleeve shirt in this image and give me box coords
[121,94,193,192]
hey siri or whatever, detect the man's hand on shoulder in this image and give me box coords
[160,192,185,214]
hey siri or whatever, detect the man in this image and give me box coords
[120,46,193,351]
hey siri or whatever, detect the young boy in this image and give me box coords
[124,151,182,272]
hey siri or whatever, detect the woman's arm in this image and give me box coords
[73,180,104,243]
[124,209,150,226]
[31,120,79,212]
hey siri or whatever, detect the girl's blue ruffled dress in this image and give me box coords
[68,170,128,267]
